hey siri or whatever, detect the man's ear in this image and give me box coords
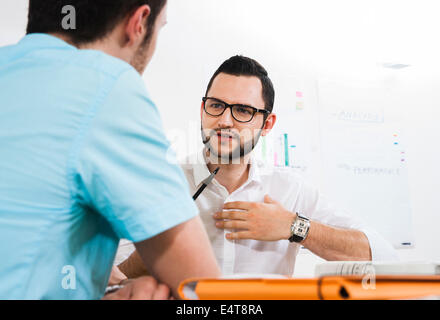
[200,101,205,119]
[261,113,276,136]
[124,5,151,46]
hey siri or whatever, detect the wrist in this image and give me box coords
[284,211,298,240]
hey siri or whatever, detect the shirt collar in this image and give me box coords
[248,155,262,184]
[192,149,262,188]
[19,33,77,51]
[192,150,212,187]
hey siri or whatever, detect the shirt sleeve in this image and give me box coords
[72,69,198,242]
[294,177,399,261]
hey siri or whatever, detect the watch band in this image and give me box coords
[288,214,310,243]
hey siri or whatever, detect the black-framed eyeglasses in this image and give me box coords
[202,97,270,123]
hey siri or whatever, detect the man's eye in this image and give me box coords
[236,107,253,115]
[211,104,224,109]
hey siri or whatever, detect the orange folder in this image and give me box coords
[178,275,440,300]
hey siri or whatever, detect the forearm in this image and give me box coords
[135,216,221,297]
[301,220,372,261]
[118,250,150,279]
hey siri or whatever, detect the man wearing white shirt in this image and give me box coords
[115,55,397,279]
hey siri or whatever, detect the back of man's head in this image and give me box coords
[26,0,167,45]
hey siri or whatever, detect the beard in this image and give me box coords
[130,41,149,74]
[130,30,155,74]
[201,126,262,164]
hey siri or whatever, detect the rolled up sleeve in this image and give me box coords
[295,178,398,261]
[358,228,399,261]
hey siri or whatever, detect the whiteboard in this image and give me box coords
[317,79,413,248]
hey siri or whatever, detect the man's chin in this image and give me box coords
[208,142,236,156]
[206,147,242,164]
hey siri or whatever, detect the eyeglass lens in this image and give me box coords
[204,98,255,122]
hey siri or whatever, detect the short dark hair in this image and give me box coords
[205,55,275,113]
[26,0,167,45]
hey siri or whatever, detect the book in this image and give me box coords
[314,261,440,277]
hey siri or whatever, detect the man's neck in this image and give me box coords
[205,150,251,194]
[49,32,132,65]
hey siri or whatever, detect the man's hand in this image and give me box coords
[102,276,173,300]
[214,195,296,241]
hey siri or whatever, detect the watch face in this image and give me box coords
[295,217,310,238]
[289,215,310,243]
[296,228,307,237]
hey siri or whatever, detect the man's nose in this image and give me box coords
[217,107,234,127]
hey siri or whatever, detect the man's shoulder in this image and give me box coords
[4,35,135,80]
[67,49,136,83]
[177,155,310,185]
[255,160,306,184]
[0,43,17,65]
[90,56,154,117]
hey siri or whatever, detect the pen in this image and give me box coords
[104,284,125,295]
[192,167,220,200]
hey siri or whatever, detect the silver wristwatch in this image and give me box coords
[288,213,310,243]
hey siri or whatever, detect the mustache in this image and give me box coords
[202,129,240,144]
[212,129,240,139]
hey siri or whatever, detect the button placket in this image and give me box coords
[221,194,236,275]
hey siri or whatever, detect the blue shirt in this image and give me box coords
[0,34,198,299]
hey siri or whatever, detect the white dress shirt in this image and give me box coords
[115,151,398,276]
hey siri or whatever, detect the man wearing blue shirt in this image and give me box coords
[0,0,220,299]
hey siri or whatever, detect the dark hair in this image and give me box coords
[205,55,275,113]
[26,0,167,45]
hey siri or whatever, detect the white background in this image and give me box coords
[1,0,440,277]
